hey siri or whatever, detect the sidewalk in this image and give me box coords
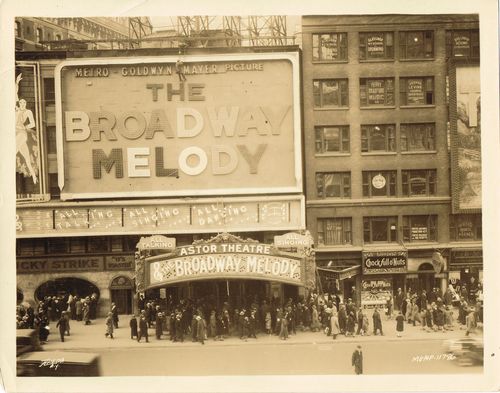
[39,314,483,351]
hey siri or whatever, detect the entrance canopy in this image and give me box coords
[317,265,361,281]
[135,232,315,291]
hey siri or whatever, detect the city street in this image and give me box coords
[93,340,482,376]
[36,314,483,376]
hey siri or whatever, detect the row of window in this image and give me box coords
[315,123,436,154]
[312,30,479,62]
[315,170,436,199]
[15,22,62,42]
[313,77,435,108]
[317,214,482,246]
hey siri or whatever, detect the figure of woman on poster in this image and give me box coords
[16,73,38,185]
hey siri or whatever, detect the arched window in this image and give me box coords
[36,28,42,43]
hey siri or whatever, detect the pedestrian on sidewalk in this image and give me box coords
[411,301,420,326]
[75,297,82,322]
[465,307,477,336]
[129,315,138,339]
[56,314,67,342]
[175,312,184,342]
[111,303,119,328]
[63,311,70,336]
[196,315,206,345]
[351,345,363,375]
[396,311,404,337]
[386,296,393,320]
[356,308,364,335]
[155,312,163,340]
[330,311,340,340]
[346,311,356,337]
[425,305,433,332]
[338,304,347,335]
[137,312,149,343]
[444,306,454,330]
[279,310,289,340]
[105,312,114,339]
[311,305,321,332]
[265,310,272,335]
[83,300,91,325]
[372,307,384,336]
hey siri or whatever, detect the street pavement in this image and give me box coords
[95,340,482,375]
[40,311,483,351]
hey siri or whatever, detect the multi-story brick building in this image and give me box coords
[301,14,481,306]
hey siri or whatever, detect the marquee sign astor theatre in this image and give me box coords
[55,53,302,200]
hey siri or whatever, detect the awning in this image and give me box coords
[317,265,361,280]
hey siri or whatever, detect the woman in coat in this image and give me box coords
[83,301,91,325]
[338,305,347,334]
[196,315,206,345]
[111,303,119,328]
[129,315,138,339]
[105,312,114,339]
[75,298,83,321]
[346,312,356,337]
[279,311,289,340]
[330,311,340,339]
[396,311,404,337]
[311,305,320,332]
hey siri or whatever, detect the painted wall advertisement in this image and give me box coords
[56,53,301,200]
[16,62,46,202]
[361,278,392,306]
[451,65,481,212]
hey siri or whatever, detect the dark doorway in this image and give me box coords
[35,277,100,301]
[109,276,133,315]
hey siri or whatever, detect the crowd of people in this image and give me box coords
[16,293,100,343]
[16,280,483,345]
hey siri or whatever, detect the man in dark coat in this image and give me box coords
[56,314,67,342]
[352,345,363,375]
[372,307,384,335]
[111,303,119,328]
[129,315,138,339]
[155,312,163,339]
[175,313,184,342]
[89,294,98,320]
[338,305,347,334]
[137,313,149,343]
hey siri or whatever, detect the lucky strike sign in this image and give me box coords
[147,242,302,286]
[55,54,301,200]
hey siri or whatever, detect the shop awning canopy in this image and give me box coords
[317,265,361,280]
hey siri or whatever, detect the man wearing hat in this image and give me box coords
[352,345,363,375]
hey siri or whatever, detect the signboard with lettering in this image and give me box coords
[56,53,301,200]
[137,235,176,251]
[146,241,303,287]
[361,278,392,306]
[450,65,481,213]
[367,33,385,56]
[105,255,135,270]
[362,250,408,275]
[16,196,304,237]
[17,256,104,274]
[274,232,313,248]
[406,78,424,105]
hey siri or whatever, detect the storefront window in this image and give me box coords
[446,30,480,59]
[317,218,352,245]
[361,124,396,152]
[359,32,394,60]
[312,32,348,61]
[111,236,124,252]
[362,171,397,197]
[18,238,46,256]
[399,77,434,106]
[400,123,436,151]
[316,172,351,198]
[449,214,482,241]
[399,31,434,59]
[88,236,109,253]
[313,79,349,108]
[315,126,350,153]
[69,238,86,254]
[402,215,437,242]
[47,238,69,254]
[363,216,398,243]
[360,78,395,107]
[402,169,436,196]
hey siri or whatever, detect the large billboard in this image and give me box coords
[55,53,301,200]
[15,62,47,202]
[450,64,481,212]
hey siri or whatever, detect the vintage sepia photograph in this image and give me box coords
[1,0,500,392]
